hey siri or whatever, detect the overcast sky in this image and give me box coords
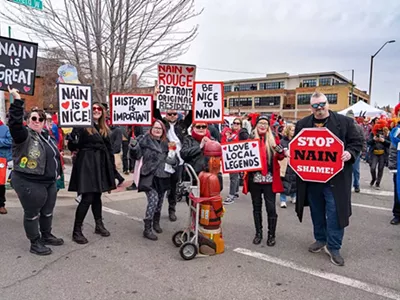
[178,0,400,107]
[1,0,399,106]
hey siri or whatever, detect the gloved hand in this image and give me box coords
[274,144,284,154]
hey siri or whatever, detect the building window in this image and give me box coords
[325,93,338,104]
[259,81,285,90]
[302,79,317,87]
[297,94,312,105]
[239,83,257,91]
[224,99,227,107]
[229,97,252,107]
[224,85,232,93]
[319,78,332,86]
[254,96,280,106]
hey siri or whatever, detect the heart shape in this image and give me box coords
[23,86,31,93]
[61,101,70,110]
[186,67,195,73]
[82,101,89,108]
[222,146,227,151]
[252,143,257,148]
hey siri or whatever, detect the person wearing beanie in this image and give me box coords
[242,115,285,247]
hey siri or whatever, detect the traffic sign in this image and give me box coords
[7,0,43,10]
[288,128,344,183]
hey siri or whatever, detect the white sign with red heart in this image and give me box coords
[221,139,263,173]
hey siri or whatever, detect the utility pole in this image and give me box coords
[350,69,354,105]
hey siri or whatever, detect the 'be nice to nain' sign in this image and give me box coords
[221,140,263,173]
[193,82,224,124]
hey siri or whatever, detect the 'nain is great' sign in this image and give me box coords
[221,140,263,174]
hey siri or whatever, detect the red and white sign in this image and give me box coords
[157,63,196,111]
[193,82,224,124]
[221,140,263,174]
[289,128,344,183]
[110,94,153,126]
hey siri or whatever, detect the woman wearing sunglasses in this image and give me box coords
[8,87,63,256]
[68,103,116,244]
[222,118,249,205]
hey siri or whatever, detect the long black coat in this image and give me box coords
[181,136,204,175]
[280,137,296,195]
[294,111,363,228]
[68,127,116,194]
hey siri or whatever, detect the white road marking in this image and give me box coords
[234,248,400,300]
[352,203,391,212]
[358,189,394,197]
[102,207,143,222]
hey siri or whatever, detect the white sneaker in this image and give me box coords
[280,202,287,208]
[291,198,296,204]
[223,198,235,205]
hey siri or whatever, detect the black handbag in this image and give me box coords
[138,173,155,192]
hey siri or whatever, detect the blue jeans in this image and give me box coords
[352,155,360,188]
[308,184,344,253]
[280,193,296,202]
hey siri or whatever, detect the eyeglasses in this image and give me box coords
[152,127,163,131]
[167,113,177,116]
[31,116,44,122]
[233,122,241,125]
[258,122,269,127]
[311,102,327,109]
[194,125,207,129]
[93,107,103,112]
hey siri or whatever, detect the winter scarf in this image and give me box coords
[260,135,268,176]
[191,129,211,143]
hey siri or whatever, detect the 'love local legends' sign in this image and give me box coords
[221,140,263,173]
[57,83,93,127]
[0,37,38,95]
[157,63,196,111]
[289,128,344,183]
[193,82,224,124]
[110,94,153,126]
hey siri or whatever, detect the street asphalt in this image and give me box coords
[0,161,399,300]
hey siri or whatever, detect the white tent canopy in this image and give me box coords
[338,101,387,117]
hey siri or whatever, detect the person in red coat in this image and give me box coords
[243,115,284,246]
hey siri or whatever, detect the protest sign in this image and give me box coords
[221,140,263,173]
[0,37,38,95]
[110,94,153,126]
[57,83,93,127]
[157,63,196,111]
[193,82,224,123]
[289,128,344,183]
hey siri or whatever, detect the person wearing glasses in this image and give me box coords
[293,92,362,266]
[129,120,177,240]
[222,117,249,205]
[154,106,192,222]
[68,102,116,244]
[8,87,64,256]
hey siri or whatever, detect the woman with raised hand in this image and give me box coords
[68,102,116,244]
[8,87,63,256]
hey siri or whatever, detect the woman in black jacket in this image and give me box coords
[8,87,63,256]
[130,120,177,240]
[68,102,116,244]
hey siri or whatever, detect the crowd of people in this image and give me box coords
[1,87,400,268]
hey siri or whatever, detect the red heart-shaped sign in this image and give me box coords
[61,101,70,110]
[82,101,89,108]
[186,67,194,73]
[252,143,257,148]
[23,86,31,93]
[222,146,227,151]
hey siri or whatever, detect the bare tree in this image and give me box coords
[2,0,202,102]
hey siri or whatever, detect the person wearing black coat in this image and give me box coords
[279,124,296,208]
[129,120,177,240]
[293,92,362,266]
[68,102,116,244]
[110,125,125,186]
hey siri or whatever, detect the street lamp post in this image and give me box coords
[368,40,395,101]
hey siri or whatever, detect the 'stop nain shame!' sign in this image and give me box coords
[221,140,263,174]
[0,37,38,95]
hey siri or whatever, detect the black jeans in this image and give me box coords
[75,192,103,225]
[122,140,134,172]
[0,184,5,207]
[393,174,400,217]
[12,173,57,241]
[168,165,183,213]
[370,154,385,185]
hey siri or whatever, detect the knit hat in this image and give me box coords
[346,109,355,119]
[256,115,269,125]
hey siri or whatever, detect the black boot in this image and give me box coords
[72,222,88,244]
[253,211,263,245]
[126,183,137,191]
[143,219,158,240]
[153,213,163,233]
[30,238,52,256]
[169,210,177,222]
[41,232,64,246]
[267,217,277,247]
[95,219,110,237]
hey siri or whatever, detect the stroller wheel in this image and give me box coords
[172,231,185,247]
[180,242,198,260]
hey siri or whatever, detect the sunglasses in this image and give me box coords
[195,125,207,129]
[167,113,177,116]
[311,102,327,109]
[93,106,103,112]
[31,116,44,122]
[233,122,241,125]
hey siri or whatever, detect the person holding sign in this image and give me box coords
[8,87,64,256]
[293,92,362,266]
[68,103,116,245]
[242,116,285,247]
